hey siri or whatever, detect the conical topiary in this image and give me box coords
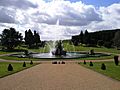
[23,62,26,67]
[8,64,13,71]
[90,61,93,66]
[114,56,119,66]
[30,60,33,65]
[84,60,86,64]
[101,63,106,70]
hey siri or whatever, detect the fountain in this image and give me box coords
[10,19,111,59]
[52,40,66,56]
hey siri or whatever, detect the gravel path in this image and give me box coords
[0,63,120,90]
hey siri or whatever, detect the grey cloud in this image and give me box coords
[0,8,16,23]
[0,0,38,9]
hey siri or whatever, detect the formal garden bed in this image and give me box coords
[79,61,120,80]
[0,62,39,78]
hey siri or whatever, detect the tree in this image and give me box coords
[97,40,104,47]
[34,31,41,47]
[79,31,84,44]
[104,41,112,48]
[1,28,23,50]
[113,31,120,49]
[84,30,90,45]
[25,30,41,48]
[24,29,34,48]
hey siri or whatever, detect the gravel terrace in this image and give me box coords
[0,63,120,90]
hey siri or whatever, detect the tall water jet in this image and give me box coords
[49,19,66,56]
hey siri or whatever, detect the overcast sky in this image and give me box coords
[0,0,120,40]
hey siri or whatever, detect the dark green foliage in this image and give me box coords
[24,29,34,48]
[24,29,41,48]
[34,31,41,47]
[23,62,26,67]
[24,50,29,56]
[71,29,120,47]
[71,36,79,46]
[30,60,33,65]
[8,64,13,71]
[79,31,84,44]
[84,60,86,64]
[114,56,119,66]
[90,61,93,66]
[113,31,120,49]
[1,28,23,50]
[90,49,95,55]
[97,40,104,47]
[104,41,112,48]
[101,63,106,70]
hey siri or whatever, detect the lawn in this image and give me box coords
[0,62,38,78]
[63,42,120,54]
[79,61,120,80]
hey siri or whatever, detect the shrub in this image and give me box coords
[90,61,93,66]
[52,61,57,64]
[114,56,119,66]
[61,61,65,64]
[23,62,26,67]
[30,60,33,65]
[24,50,29,56]
[84,60,86,64]
[101,63,106,70]
[8,64,13,71]
[90,49,95,55]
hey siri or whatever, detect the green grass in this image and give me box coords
[0,50,15,55]
[26,42,120,54]
[63,42,120,54]
[0,56,41,61]
[0,62,38,78]
[79,61,120,80]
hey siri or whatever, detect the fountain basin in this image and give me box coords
[10,52,110,59]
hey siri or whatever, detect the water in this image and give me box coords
[30,52,88,59]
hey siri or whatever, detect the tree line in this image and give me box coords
[71,29,120,49]
[0,28,45,50]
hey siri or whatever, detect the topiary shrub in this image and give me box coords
[8,64,13,71]
[114,56,119,66]
[24,50,29,56]
[89,61,93,66]
[101,63,106,70]
[23,62,26,67]
[90,49,95,55]
[30,60,33,65]
[61,61,65,64]
[84,60,86,64]
[52,61,57,64]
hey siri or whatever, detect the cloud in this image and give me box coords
[31,1,102,26]
[0,0,38,9]
[0,0,120,40]
[0,7,16,23]
[87,3,120,32]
